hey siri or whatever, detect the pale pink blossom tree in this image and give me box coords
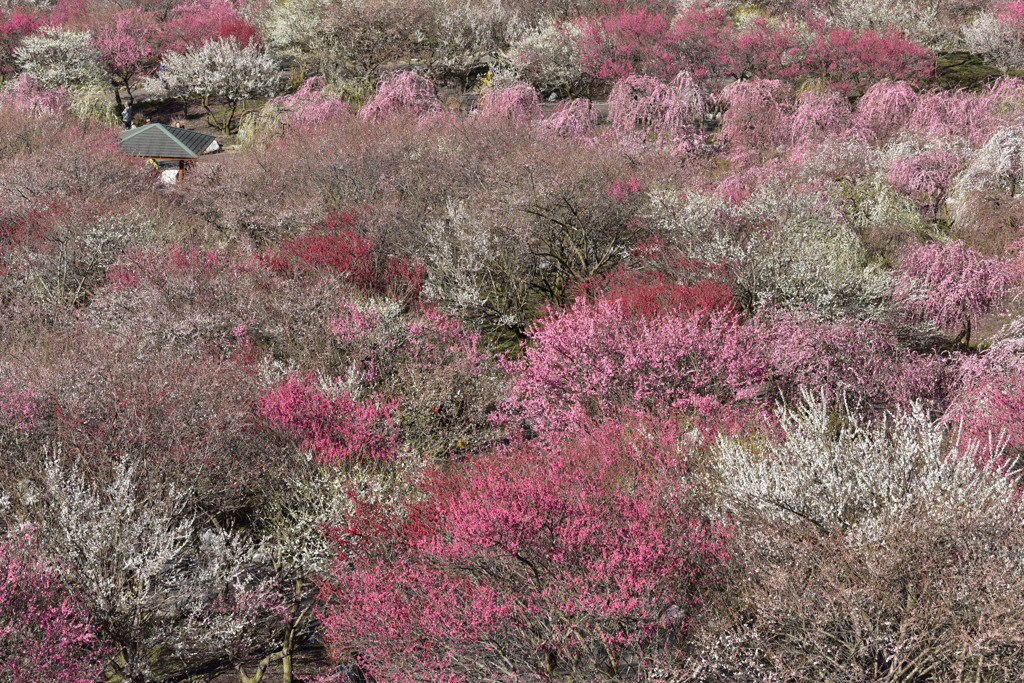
[476,82,542,124]
[359,71,441,122]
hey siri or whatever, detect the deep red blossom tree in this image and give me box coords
[260,211,424,300]
[800,24,934,95]
[576,2,730,84]
[163,0,261,54]
[0,8,40,83]
[319,416,730,682]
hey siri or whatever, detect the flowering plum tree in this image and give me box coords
[894,239,1021,345]
[259,373,400,465]
[359,70,441,121]
[93,9,160,108]
[540,96,599,137]
[163,0,261,54]
[319,416,730,681]
[964,1,1024,73]
[476,81,542,123]
[853,78,919,142]
[158,36,282,132]
[576,3,731,84]
[0,73,67,114]
[887,144,966,219]
[498,297,766,435]
[0,535,107,683]
[718,78,791,153]
[607,71,712,150]
[14,27,104,89]
[0,8,40,84]
[694,393,1024,681]
[269,76,350,131]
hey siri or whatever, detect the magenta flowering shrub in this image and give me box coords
[0,536,108,683]
[260,372,399,465]
[894,240,1022,344]
[162,0,261,53]
[92,8,159,105]
[319,415,730,682]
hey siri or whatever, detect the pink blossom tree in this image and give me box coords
[853,79,920,142]
[259,373,399,465]
[497,297,766,436]
[0,536,108,683]
[0,73,67,114]
[788,90,852,145]
[271,76,350,131]
[475,81,542,124]
[0,8,40,84]
[359,71,441,122]
[887,146,966,219]
[93,9,160,109]
[719,78,791,154]
[895,240,1022,345]
[319,416,730,682]
[539,96,599,138]
[607,71,712,150]
[944,331,1024,462]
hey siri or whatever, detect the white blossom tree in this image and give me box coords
[964,7,1024,73]
[157,37,283,133]
[14,27,104,89]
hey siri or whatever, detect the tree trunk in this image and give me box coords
[281,626,294,683]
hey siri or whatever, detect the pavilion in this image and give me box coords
[117,123,217,181]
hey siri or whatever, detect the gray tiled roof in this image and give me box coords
[118,124,217,159]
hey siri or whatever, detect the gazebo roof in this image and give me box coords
[118,123,216,160]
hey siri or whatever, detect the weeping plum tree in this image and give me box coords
[894,239,1021,345]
